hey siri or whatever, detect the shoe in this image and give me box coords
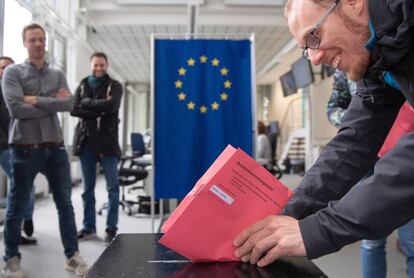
[104,228,117,244]
[65,251,89,277]
[3,256,26,278]
[77,229,95,241]
[19,235,37,245]
[23,219,34,237]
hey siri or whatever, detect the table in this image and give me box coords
[86,234,327,278]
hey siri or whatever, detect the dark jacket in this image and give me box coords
[71,74,123,157]
[283,0,414,259]
[0,84,10,150]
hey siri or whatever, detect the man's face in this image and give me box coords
[286,0,371,80]
[23,28,46,61]
[0,59,13,79]
[90,56,108,78]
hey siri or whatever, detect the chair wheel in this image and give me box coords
[98,211,102,215]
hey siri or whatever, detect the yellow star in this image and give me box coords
[224,80,232,88]
[178,67,186,76]
[212,58,220,66]
[220,67,229,76]
[178,92,186,101]
[211,102,219,110]
[187,101,195,110]
[200,55,208,63]
[220,92,229,101]
[200,105,208,113]
[187,58,196,66]
[175,80,183,88]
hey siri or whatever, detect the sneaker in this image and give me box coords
[104,228,117,244]
[77,229,95,241]
[19,235,37,245]
[65,251,89,277]
[23,219,34,237]
[3,256,26,278]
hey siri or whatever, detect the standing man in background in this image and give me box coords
[2,23,88,277]
[71,52,123,244]
[0,56,36,246]
[256,120,272,171]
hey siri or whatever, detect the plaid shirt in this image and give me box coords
[326,70,357,128]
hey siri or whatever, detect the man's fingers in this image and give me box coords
[249,234,279,264]
[234,216,273,247]
[257,244,284,267]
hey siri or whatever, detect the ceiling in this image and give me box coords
[80,0,294,85]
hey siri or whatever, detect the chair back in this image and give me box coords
[131,133,145,157]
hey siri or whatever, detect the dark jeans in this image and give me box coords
[0,147,35,220]
[79,142,119,232]
[4,146,78,260]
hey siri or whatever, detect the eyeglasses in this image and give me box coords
[302,0,341,59]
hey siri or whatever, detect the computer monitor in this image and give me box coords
[292,57,314,88]
[280,71,297,97]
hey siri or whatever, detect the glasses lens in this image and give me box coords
[306,33,320,49]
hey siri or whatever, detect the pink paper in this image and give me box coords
[159,145,293,261]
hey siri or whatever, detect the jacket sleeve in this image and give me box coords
[70,83,102,118]
[326,70,353,128]
[300,130,414,258]
[2,67,52,119]
[284,78,404,218]
[80,82,123,113]
[35,71,74,112]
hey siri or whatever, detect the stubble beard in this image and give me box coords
[339,11,371,81]
[347,49,371,81]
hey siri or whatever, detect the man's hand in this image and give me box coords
[56,88,71,98]
[233,215,306,267]
[23,96,37,105]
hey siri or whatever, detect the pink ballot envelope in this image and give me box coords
[159,145,293,261]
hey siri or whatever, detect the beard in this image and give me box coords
[338,12,371,81]
[347,49,371,80]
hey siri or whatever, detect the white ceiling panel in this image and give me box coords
[83,0,293,84]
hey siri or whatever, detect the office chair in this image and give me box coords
[131,133,146,157]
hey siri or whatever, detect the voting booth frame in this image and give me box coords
[149,33,257,232]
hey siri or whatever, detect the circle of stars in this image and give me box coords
[174,55,232,114]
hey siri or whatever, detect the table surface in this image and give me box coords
[86,233,327,278]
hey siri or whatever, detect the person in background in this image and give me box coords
[256,121,272,171]
[0,56,36,246]
[2,23,88,277]
[327,69,414,278]
[71,52,123,244]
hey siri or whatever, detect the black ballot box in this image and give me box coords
[86,234,327,278]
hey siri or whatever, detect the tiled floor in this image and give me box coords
[0,174,409,278]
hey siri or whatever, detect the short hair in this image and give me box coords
[22,23,46,42]
[258,121,266,135]
[0,56,15,64]
[90,52,108,63]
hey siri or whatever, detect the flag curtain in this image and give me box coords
[154,39,254,199]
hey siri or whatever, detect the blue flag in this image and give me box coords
[154,39,253,199]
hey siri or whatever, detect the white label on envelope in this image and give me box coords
[210,185,234,205]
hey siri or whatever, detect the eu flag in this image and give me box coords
[154,39,253,199]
